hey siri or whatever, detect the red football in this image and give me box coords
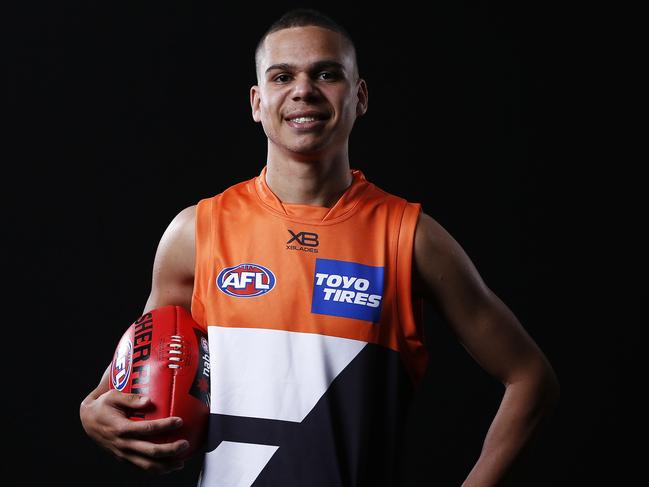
[108,305,210,460]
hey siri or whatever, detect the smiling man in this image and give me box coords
[80,8,559,487]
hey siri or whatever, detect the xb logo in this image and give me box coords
[287,230,319,247]
[287,230,319,251]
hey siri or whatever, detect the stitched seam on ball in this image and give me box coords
[169,305,178,418]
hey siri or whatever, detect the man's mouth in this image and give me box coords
[290,116,320,123]
[285,113,329,130]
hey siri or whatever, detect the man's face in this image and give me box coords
[251,26,367,156]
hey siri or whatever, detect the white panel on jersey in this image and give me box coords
[198,441,279,487]
[207,326,367,422]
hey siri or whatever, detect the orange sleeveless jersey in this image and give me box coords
[191,166,428,486]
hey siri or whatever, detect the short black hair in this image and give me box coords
[254,8,359,82]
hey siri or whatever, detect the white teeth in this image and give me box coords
[290,116,318,123]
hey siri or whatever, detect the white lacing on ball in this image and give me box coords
[167,336,185,369]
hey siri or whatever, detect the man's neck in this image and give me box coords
[265,151,353,208]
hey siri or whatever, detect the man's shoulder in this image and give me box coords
[166,205,196,239]
[360,176,406,202]
[355,170,415,202]
[361,179,422,219]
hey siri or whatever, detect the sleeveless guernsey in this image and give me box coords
[191,166,428,486]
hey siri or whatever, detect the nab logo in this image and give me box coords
[217,263,276,298]
[110,339,133,391]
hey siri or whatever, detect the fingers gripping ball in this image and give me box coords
[109,305,211,460]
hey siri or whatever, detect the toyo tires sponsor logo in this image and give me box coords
[311,258,385,323]
[110,338,133,391]
[217,263,276,298]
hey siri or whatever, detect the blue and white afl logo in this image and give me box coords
[201,336,209,354]
[110,338,133,391]
[217,263,276,298]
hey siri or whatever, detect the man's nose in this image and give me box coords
[291,74,320,100]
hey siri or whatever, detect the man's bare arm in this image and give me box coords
[79,205,197,474]
[413,212,560,487]
[142,205,196,314]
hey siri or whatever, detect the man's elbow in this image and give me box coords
[511,353,560,415]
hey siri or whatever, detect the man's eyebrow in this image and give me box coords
[265,60,346,75]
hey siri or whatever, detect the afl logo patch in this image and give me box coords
[110,338,133,391]
[217,263,276,298]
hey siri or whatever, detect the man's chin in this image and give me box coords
[283,141,329,156]
[269,135,333,158]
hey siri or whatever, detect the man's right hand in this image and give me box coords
[81,205,197,474]
[79,389,190,474]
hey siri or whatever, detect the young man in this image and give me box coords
[80,8,559,486]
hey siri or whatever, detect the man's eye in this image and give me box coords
[273,72,338,83]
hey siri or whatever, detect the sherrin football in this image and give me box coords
[108,305,211,460]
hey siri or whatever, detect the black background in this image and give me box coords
[7,1,643,486]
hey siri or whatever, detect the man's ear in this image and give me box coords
[355,78,368,117]
[250,85,261,122]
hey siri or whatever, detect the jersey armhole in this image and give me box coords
[395,201,428,389]
[191,197,211,330]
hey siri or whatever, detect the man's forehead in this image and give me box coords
[260,26,353,72]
